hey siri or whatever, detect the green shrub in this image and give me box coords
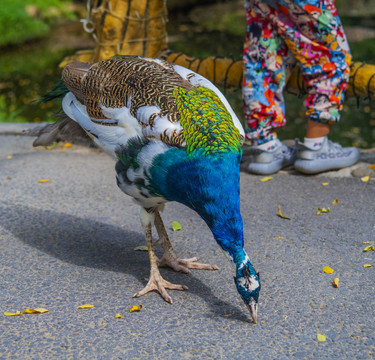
[0,0,75,47]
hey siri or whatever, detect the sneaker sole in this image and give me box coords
[248,158,295,175]
[294,148,360,174]
[247,162,284,175]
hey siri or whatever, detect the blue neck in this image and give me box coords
[150,149,245,262]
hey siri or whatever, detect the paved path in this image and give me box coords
[0,134,374,359]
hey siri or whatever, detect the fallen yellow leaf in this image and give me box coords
[77,304,95,309]
[332,199,339,205]
[134,245,148,251]
[260,176,273,182]
[172,221,182,231]
[7,155,12,159]
[361,176,370,182]
[369,165,375,170]
[277,205,291,220]
[317,207,330,215]
[24,308,49,314]
[332,278,339,288]
[115,313,122,318]
[363,264,372,268]
[321,182,329,186]
[38,179,50,183]
[362,241,370,244]
[62,143,73,149]
[323,266,334,274]
[129,305,142,313]
[317,333,326,342]
[44,142,59,150]
[364,244,375,252]
[4,311,22,316]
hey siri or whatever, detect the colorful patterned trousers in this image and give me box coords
[243,0,351,144]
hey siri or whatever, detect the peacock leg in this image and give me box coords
[154,210,219,273]
[134,212,188,304]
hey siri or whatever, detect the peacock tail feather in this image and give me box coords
[40,79,69,103]
[173,86,242,155]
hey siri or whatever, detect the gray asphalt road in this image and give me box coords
[0,135,374,359]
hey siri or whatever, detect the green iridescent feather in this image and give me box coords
[173,86,241,155]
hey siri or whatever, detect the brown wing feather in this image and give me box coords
[63,56,192,124]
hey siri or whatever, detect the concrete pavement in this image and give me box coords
[0,131,374,359]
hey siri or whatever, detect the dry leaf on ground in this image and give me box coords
[323,266,334,274]
[332,278,339,288]
[4,311,22,316]
[363,264,372,268]
[363,244,375,252]
[172,221,182,231]
[62,143,73,149]
[115,313,122,318]
[129,305,142,313]
[44,142,58,150]
[277,205,291,220]
[38,179,50,183]
[77,304,95,309]
[332,199,339,205]
[317,334,326,342]
[317,207,330,215]
[23,308,49,314]
[260,176,273,182]
[134,245,148,251]
[24,308,49,314]
[361,176,370,182]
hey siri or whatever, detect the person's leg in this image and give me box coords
[268,0,359,173]
[306,119,330,138]
[243,0,297,174]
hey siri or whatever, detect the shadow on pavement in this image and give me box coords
[0,203,249,322]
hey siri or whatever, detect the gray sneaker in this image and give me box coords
[246,139,298,175]
[294,137,360,174]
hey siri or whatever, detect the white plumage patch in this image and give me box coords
[116,141,169,209]
[238,275,259,292]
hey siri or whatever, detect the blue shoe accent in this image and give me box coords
[294,137,360,174]
[246,139,298,175]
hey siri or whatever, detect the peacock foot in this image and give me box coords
[158,255,219,274]
[133,270,188,304]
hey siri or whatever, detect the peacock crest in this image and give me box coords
[173,86,242,155]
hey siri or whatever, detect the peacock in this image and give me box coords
[40,56,261,323]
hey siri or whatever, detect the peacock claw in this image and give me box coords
[134,272,188,304]
[157,255,220,274]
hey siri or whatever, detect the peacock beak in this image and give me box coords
[248,301,258,324]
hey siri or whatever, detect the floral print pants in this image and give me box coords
[243,0,351,144]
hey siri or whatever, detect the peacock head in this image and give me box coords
[234,260,261,324]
